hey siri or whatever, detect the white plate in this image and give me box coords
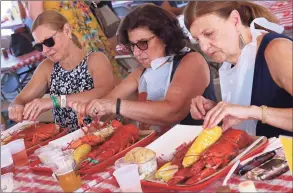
[146,124,203,161]
[49,127,88,149]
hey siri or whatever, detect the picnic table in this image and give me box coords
[1,50,45,73]
[9,136,293,193]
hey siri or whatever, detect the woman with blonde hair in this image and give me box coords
[8,10,115,132]
[186,1,292,137]
[23,0,125,81]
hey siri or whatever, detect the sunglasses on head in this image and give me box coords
[126,36,155,52]
[33,30,59,52]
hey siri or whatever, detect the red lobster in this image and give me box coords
[2,123,60,148]
[164,142,194,185]
[66,119,122,150]
[167,129,252,185]
[80,124,139,169]
[185,129,252,185]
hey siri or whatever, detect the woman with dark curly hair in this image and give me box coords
[69,4,216,133]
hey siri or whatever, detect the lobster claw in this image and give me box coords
[167,168,193,185]
[185,167,216,185]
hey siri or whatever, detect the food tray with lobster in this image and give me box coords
[78,121,157,175]
[1,121,68,156]
[29,119,157,176]
[141,125,268,191]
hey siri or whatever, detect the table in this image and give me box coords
[11,145,293,192]
[1,50,45,73]
[1,19,23,30]
[256,1,292,30]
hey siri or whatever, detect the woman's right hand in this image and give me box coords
[190,96,216,120]
[8,104,25,122]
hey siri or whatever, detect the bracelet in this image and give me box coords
[60,95,67,108]
[116,98,121,115]
[51,95,60,109]
[260,105,268,124]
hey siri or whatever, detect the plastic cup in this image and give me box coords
[45,150,82,192]
[113,164,143,192]
[7,139,28,166]
[115,157,131,169]
[1,173,14,192]
[1,145,15,174]
[34,145,63,164]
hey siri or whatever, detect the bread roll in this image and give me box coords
[125,147,156,164]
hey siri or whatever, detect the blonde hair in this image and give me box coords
[32,10,82,49]
[184,1,279,31]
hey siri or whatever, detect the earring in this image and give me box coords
[239,33,245,49]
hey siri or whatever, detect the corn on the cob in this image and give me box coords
[182,126,222,168]
[74,144,92,164]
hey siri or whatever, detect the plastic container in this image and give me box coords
[238,181,257,192]
[45,149,81,192]
[34,145,63,164]
[7,139,28,166]
[138,156,157,179]
[1,173,14,192]
[113,164,143,192]
[1,145,15,174]
[115,157,130,169]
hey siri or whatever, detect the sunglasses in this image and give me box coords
[126,36,155,52]
[33,30,59,52]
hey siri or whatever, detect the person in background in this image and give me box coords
[8,10,115,132]
[133,0,183,16]
[17,0,33,29]
[186,1,292,137]
[69,4,216,134]
[24,0,126,81]
[153,0,184,16]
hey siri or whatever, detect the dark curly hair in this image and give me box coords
[119,4,189,56]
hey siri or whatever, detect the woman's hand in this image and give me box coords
[23,98,53,121]
[68,99,116,118]
[190,96,216,120]
[8,104,25,122]
[203,102,254,130]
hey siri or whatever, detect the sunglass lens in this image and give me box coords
[43,37,55,48]
[137,41,148,50]
[33,44,43,52]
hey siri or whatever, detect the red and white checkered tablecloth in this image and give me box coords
[1,50,45,73]
[12,147,293,193]
[256,1,292,30]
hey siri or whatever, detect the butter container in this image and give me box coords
[138,156,157,179]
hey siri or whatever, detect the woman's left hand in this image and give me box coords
[203,102,252,130]
[69,99,116,118]
[85,99,116,118]
[23,98,53,121]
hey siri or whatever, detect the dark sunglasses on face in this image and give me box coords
[126,36,155,52]
[33,30,59,52]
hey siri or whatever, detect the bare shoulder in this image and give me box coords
[264,37,292,89]
[37,58,54,73]
[265,37,292,58]
[87,52,109,65]
[178,52,209,72]
[264,37,292,69]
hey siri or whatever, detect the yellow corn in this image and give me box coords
[155,162,179,182]
[74,144,92,165]
[182,126,222,168]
